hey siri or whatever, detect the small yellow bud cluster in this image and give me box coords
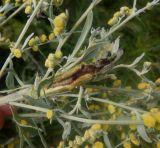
[45,53,55,68]
[142,108,160,128]
[155,78,160,86]
[107,6,132,26]
[11,48,22,58]
[28,36,40,52]
[137,82,150,90]
[129,132,140,146]
[123,141,132,148]
[46,109,55,120]
[39,34,47,43]
[24,0,33,14]
[20,119,28,125]
[53,12,67,36]
[64,123,104,147]
[45,50,63,68]
[92,141,104,148]
[113,79,121,87]
[48,32,55,41]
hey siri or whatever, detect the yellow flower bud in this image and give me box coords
[39,34,47,43]
[28,37,35,46]
[46,109,54,119]
[108,104,116,114]
[32,45,39,52]
[137,82,150,90]
[48,53,54,61]
[113,79,121,87]
[91,123,101,130]
[25,5,32,14]
[48,32,55,41]
[84,130,90,140]
[129,133,140,146]
[123,142,131,148]
[155,78,160,85]
[55,50,63,59]
[107,17,118,26]
[53,16,65,28]
[54,27,63,36]
[114,11,122,17]
[92,141,104,148]
[142,113,156,128]
[12,48,22,58]
[20,119,28,125]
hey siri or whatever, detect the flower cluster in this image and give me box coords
[45,50,63,68]
[107,6,133,26]
[53,12,67,36]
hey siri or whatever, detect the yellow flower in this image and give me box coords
[53,16,65,28]
[32,45,39,52]
[46,109,54,119]
[157,141,160,148]
[39,34,47,43]
[20,119,28,125]
[48,32,55,41]
[108,104,116,114]
[155,78,160,85]
[25,5,32,14]
[53,27,64,36]
[28,37,35,46]
[113,79,121,87]
[120,6,130,15]
[92,141,104,148]
[55,50,63,59]
[84,130,90,140]
[142,113,156,128]
[123,142,131,148]
[137,82,149,90]
[107,17,118,26]
[114,11,122,17]
[11,48,22,58]
[153,111,160,123]
[91,123,101,130]
[129,133,140,146]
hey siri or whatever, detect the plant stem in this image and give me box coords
[9,102,48,112]
[105,0,159,38]
[0,0,43,79]
[60,114,143,125]
[90,97,146,113]
[56,0,102,51]
[0,3,26,27]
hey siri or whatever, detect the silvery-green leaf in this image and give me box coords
[112,37,120,54]
[136,112,152,143]
[62,122,71,140]
[69,11,93,61]
[130,53,145,67]
[22,33,34,50]
[103,132,113,148]
[5,72,15,89]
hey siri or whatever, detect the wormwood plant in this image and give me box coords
[0,0,160,147]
